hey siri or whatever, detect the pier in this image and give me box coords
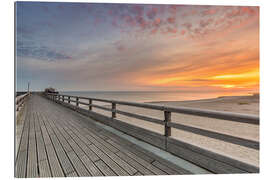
[15,93,259,177]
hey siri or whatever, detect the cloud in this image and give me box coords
[167,17,176,24]
[167,27,178,34]
[182,22,192,30]
[181,29,186,35]
[202,8,219,16]
[200,18,213,28]
[17,42,71,61]
[146,7,158,19]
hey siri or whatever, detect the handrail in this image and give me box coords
[16,92,30,111]
[45,92,259,150]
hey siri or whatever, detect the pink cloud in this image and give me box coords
[167,27,178,34]
[135,16,149,29]
[181,29,186,35]
[200,18,213,28]
[150,28,158,35]
[146,7,158,19]
[240,7,258,16]
[124,15,136,27]
[168,5,178,16]
[167,17,176,24]
[182,22,192,30]
[202,8,219,16]
[132,5,144,17]
[153,18,161,27]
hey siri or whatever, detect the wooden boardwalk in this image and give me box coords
[15,94,191,178]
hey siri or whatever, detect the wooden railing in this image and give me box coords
[45,92,259,173]
[16,92,30,112]
[45,93,259,149]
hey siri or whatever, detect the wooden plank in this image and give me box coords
[134,171,143,176]
[168,122,259,150]
[80,155,103,176]
[89,144,129,176]
[116,151,154,175]
[87,136,137,175]
[66,171,78,177]
[108,138,154,163]
[50,134,76,175]
[44,111,100,167]
[68,123,119,154]
[39,160,52,177]
[167,139,246,174]
[15,109,30,178]
[15,150,28,178]
[75,108,166,150]
[27,113,38,178]
[42,114,78,176]
[116,109,164,125]
[152,161,179,175]
[108,138,191,175]
[38,115,65,177]
[167,137,258,173]
[106,139,166,175]
[66,151,91,177]
[35,112,52,177]
[94,160,116,176]
[65,131,99,162]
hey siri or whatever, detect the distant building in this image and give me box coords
[44,87,59,94]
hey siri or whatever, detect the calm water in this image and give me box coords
[60,90,249,103]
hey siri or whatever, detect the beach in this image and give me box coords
[87,94,259,167]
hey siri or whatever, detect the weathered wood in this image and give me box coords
[152,161,179,175]
[167,137,255,173]
[80,155,103,176]
[112,102,116,118]
[168,122,259,150]
[95,160,117,176]
[116,109,164,125]
[39,160,52,177]
[116,151,154,175]
[91,104,112,112]
[46,92,259,124]
[38,115,65,177]
[89,144,129,176]
[89,99,92,110]
[66,151,90,176]
[76,97,79,106]
[27,113,38,178]
[164,111,171,137]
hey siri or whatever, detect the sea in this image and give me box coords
[60,90,250,104]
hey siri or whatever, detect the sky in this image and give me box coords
[16,2,259,94]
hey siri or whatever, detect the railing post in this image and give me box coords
[89,99,92,111]
[164,111,171,137]
[76,97,79,106]
[62,95,64,102]
[112,102,116,118]
[68,96,70,103]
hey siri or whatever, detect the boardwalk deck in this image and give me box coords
[15,94,191,178]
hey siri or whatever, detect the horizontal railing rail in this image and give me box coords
[16,92,30,112]
[45,92,259,151]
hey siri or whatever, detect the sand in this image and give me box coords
[78,94,259,167]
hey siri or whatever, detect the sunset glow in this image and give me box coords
[16,2,259,96]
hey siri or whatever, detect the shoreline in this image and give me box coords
[145,94,259,115]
